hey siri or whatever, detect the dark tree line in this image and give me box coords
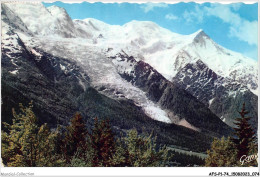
[1,102,169,167]
[3,102,256,167]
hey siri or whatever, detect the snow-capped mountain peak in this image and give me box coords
[122,20,180,42]
[123,20,161,32]
[181,31,258,93]
[191,29,207,37]
[47,5,68,18]
[3,3,91,38]
[4,2,53,35]
[191,29,210,44]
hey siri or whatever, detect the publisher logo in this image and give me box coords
[240,154,258,165]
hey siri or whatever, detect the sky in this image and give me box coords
[43,2,258,60]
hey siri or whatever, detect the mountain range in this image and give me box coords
[1,3,258,153]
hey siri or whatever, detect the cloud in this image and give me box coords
[182,4,258,46]
[141,3,168,13]
[204,4,257,45]
[204,5,241,26]
[183,5,204,23]
[165,13,178,20]
[229,20,258,45]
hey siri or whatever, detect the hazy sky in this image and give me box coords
[43,2,258,60]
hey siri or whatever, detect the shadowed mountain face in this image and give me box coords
[2,2,257,153]
[108,53,232,136]
[172,60,257,129]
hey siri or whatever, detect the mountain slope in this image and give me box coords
[2,2,256,140]
[172,60,258,128]
[171,30,258,93]
[108,52,232,135]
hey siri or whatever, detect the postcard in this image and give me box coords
[1,0,259,176]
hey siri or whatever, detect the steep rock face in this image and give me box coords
[1,35,90,125]
[171,31,258,93]
[1,10,90,125]
[108,53,232,136]
[1,4,32,35]
[172,60,258,128]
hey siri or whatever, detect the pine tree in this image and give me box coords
[36,124,65,166]
[205,137,237,167]
[63,112,88,162]
[123,129,168,167]
[1,102,65,167]
[69,149,92,167]
[1,102,38,166]
[110,136,130,167]
[232,103,256,159]
[89,118,116,167]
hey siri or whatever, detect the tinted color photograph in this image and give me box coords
[1,1,258,168]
